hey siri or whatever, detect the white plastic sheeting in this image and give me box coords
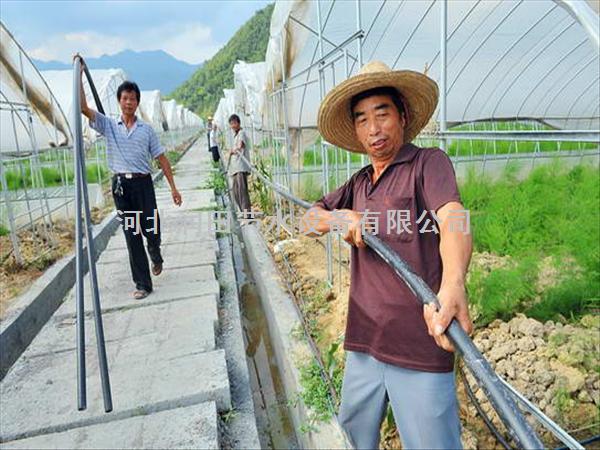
[162,99,181,130]
[42,68,127,142]
[213,89,236,129]
[139,90,167,132]
[182,109,203,128]
[1,23,71,153]
[176,104,187,130]
[234,61,267,129]
[264,0,600,132]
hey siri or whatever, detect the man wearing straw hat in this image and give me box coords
[302,61,472,449]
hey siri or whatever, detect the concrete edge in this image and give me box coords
[240,224,351,449]
[215,233,261,449]
[0,211,119,380]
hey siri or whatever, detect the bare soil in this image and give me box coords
[261,229,600,449]
[0,198,114,319]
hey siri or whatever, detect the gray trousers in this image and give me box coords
[339,351,462,450]
[231,172,251,216]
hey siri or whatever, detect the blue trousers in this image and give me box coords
[338,351,462,450]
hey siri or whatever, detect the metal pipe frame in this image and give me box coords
[489,18,576,119]
[73,56,112,413]
[461,3,559,121]
[440,0,448,152]
[430,130,600,142]
[391,0,437,69]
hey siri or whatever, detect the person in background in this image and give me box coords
[226,114,252,218]
[206,115,213,154]
[77,56,182,300]
[209,123,220,163]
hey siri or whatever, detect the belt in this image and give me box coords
[113,172,150,179]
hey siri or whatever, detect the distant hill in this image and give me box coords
[170,3,274,118]
[33,50,200,94]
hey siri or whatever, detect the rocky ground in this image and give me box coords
[261,230,600,449]
[462,314,599,449]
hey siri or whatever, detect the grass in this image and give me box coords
[202,169,227,195]
[462,162,599,325]
[299,174,323,203]
[303,147,363,167]
[250,158,276,215]
[1,162,109,191]
[298,357,343,424]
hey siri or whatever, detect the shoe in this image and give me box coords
[133,289,151,300]
[152,262,163,276]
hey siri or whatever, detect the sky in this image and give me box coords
[1,0,272,64]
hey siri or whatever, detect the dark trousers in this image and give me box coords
[111,175,163,292]
[209,145,220,162]
[232,172,251,216]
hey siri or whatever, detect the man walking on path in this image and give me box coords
[227,114,252,218]
[301,61,473,449]
[77,58,182,300]
[209,123,220,163]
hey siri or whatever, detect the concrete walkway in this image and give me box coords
[0,140,250,448]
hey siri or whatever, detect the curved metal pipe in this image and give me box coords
[72,55,113,413]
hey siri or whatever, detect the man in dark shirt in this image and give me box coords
[301,61,473,449]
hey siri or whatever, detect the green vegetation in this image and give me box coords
[250,158,275,215]
[298,358,343,424]
[303,147,363,167]
[203,169,227,195]
[299,174,322,203]
[1,162,108,190]
[170,4,274,117]
[415,121,596,157]
[463,162,599,325]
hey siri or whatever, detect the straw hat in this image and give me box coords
[317,61,439,153]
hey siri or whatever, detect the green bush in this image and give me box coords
[462,162,599,324]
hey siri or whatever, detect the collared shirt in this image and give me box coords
[89,112,164,174]
[314,143,462,373]
[228,129,251,175]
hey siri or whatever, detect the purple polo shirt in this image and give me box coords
[314,143,462,372]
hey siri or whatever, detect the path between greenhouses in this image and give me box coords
[0,140,259,448]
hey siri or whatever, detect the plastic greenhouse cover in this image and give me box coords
[1,23,71,153]
[162,99,181,130]
[264,0,599,133]
[234,60,267,129]
[139,90,167,132]
[41,68,127,143]
[214,89,236,129]
[177,104,185,128]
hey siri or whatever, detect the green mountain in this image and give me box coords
[170,3,274,118]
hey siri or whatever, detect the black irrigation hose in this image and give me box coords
[460,362,599,450]
[240,154,546,449]
[458,364,513,450]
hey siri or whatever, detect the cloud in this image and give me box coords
[28,23,222,64]
[29,31,126,61]
[140,23,222,64]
